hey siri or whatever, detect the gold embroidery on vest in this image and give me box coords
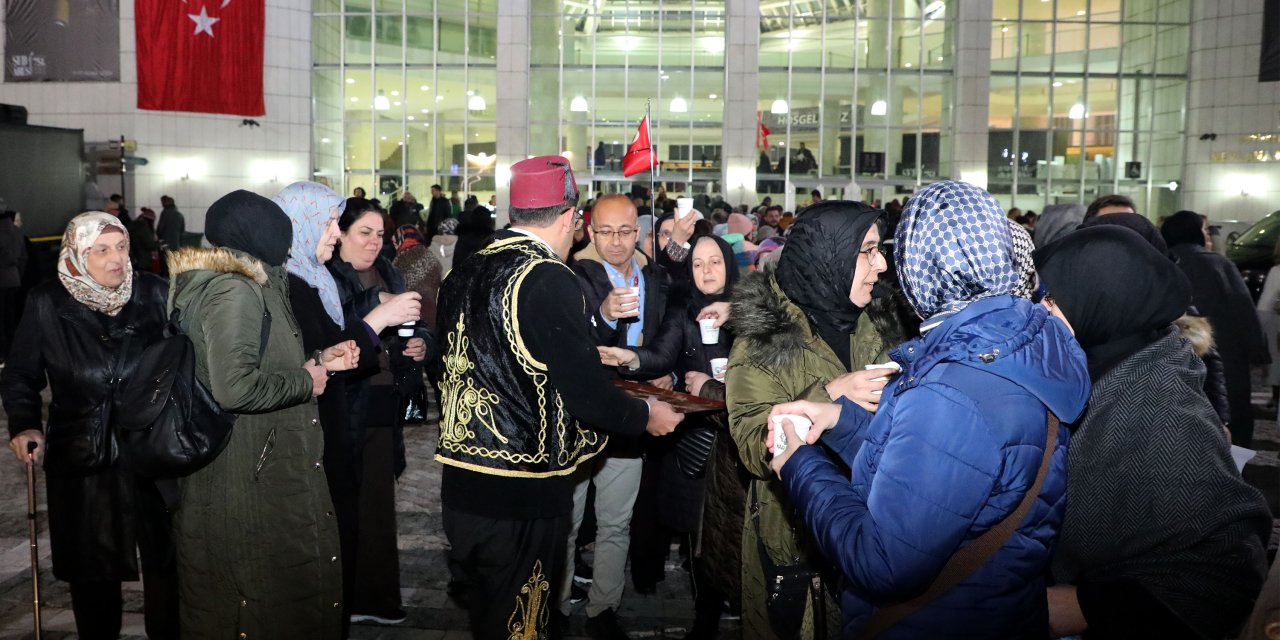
[439,316,503,446]
[507,559,549,640]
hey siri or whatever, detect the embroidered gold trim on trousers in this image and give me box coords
[508,560,549,640]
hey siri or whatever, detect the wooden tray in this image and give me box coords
[611,379,726,413]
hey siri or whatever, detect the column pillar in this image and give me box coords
[495,0,533,227]
[720,0,760,208]
[947,0,992,188]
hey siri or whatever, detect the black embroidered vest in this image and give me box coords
[434,236,607,477]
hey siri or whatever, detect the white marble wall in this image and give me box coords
[1183,0,1280,222]
[0,0,313,232]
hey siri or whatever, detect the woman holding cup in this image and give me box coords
[596,233,747,634]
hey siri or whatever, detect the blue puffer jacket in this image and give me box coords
[781,295,1090,639]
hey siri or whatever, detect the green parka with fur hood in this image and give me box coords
[725,267,885,638]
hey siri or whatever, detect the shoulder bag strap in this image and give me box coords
[859,412,1061,640]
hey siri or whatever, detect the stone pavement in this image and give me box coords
[0,385,1274,639]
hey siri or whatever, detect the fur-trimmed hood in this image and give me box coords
[728,266,813,371]
[1173,314,1215,357]
[167,246,268,285]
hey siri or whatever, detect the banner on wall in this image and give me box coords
[4,0,120,81]
[135,0,265,116]
[1262,0,1280,81]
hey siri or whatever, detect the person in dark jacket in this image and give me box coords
[1162,210,1269,446]
[127,207,160,272]
[156,195,185,252]
[327,198,434,625]
[767,180,1090,638]
[0,212,178,640]
[167,191,347,639]
[452,204,495,270]
[274,181,420,637]
[598,233,747,636]
[1035,225,1272,639]
[0,209,26,362]
[425,184,452,241]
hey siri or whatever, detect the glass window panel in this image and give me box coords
[1054,23,1087,73]
[1019,22,1053,71]
[1058,0,1089,20]
[529,68,561,124]
[404,69,436,119]
[314,15,343,65]
[695,34,725,67]
[345,14,373,66]
[991,22,1018,72]
[1090,0,1122,21]
[529,15,563,66]
[1152,79,1185,132]
[376,0,402,12]
[346,122,374,172]
[315,0,341,14]
[993,0,1020,21]
[469,13,498,64]
[467,67,496,120]
[376,122,407,175]
[434,68,466,120]
[863,20,893,69]
[315,69,345,122]
[1158,0,1190,24]
[342,68,372,120]
[435,0,497,13]
[1120,23,1156,73]
[989,75,1019,129]
[1087,23,1121,74]
[405,0,434,13]
[1123,0,1160,22]
[1019,0,1055,21]
[345,0,372,11]
[759,31,791,68]
[1156,25,1188,74]
[374,15,402,64]
[405,16,433,64]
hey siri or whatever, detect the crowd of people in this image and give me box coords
[0,160,1275,640]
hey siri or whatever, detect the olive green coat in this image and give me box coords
[168,247,342,640]
[725,270,885,639]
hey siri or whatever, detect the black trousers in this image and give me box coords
[0,287,19,360]
[443,507,569,640]
[350,426,402,615]
[67,521,180,640]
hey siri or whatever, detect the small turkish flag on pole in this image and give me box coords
[622,116,657,178]
[136,0,266,117]
[756,112,771,150]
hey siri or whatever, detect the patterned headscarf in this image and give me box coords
[394,225,425,252]
[273,181,345,326]
[1008,219,1038,300]
[58,212,133,317]
[896,181,1018,321]
[438,218,459,236]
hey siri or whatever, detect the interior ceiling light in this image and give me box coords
[468,94,487,111]
[1068,102,1086,120]
[570,96,589,112]
[670,97,688,113]
[770,99,789,114]
[374,90,390,111]
[870,100,888,116]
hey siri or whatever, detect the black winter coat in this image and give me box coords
[327,255,434,474]
[0,272,173,581]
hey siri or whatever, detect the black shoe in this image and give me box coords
[585,608,630,640]
[549,610,570,639]
[349,608,407,625]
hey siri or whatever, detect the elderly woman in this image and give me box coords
[1034,225,1271,639]
[327,198,434,625]
[765,181,1091,637]
[167,191,350,638]
[725,201,893,638]
[0,212,177,639]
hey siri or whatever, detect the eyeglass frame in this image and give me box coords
[591,226,639,240]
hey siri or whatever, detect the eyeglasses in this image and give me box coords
[858,245,884,260]
[592,227,638,240]
[573,210,585,230]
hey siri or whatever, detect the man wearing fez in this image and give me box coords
[435,156,683,639]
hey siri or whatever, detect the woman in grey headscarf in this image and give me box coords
[1032,203,1087,248]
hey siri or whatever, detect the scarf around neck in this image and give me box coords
[274,181,346,327]
[57,211,134,317]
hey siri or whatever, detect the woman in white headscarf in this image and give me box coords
[0,212,178,639]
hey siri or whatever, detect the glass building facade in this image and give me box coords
[312,0,1191,215]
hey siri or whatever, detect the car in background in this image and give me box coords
[1226,210,1280,300]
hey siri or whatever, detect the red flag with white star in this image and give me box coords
[135,0,265,116]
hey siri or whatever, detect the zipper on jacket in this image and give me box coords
[253,428,277,481]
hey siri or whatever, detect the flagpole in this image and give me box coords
[647,99,656,212]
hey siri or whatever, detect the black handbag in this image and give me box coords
[673,425,716,478]
[750,483,826,639]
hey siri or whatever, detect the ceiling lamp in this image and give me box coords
[468,94,487,111]
[670,96,688,113]
[1068,102,1086,120]
[374,90,390,111]
[770,99,789,115]
[570,96,589,112]
[870,100,888,116]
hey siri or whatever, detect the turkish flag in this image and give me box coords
[135,0,265,116]
[756,112,771,150]
[622,117,657,178]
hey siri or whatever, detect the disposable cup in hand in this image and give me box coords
[771,415,813,455]
[398,321,416,337]
[677,197,694,219]
[864,361,901,381]
[710,357,728,381]
[699,317,720,344]
[621,287,641,317]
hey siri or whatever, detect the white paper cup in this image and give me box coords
[770,415,813,455]
[677,197,694,219]
[699,317,720,344]
[620,287,641,317]
[710,357,728,381]
[398,321,416,337]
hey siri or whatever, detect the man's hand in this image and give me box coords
[767,417,805,479]
[825,369,893,412]
[597,346,638,368]
[402,337,428,362]
[320,340,360,372]
[9,430,43,465]
[304,361,329,397]
[671,210,697,248]
[600,287,640,322]
[696,301,731,329]
[648,375,674,391]
[684,371,712,397]
[645,398,683,436]
[767,400,843,445]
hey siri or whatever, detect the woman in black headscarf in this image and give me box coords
[722,201,891,638]
[1034,226,1271,640]
[1161,210,1268,446]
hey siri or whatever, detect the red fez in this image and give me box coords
[510,155,579,209]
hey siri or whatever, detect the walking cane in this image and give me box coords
[25,441,42,640]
